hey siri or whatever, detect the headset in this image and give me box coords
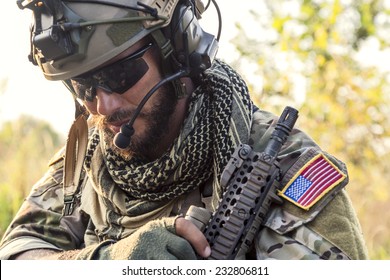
[17,0,222,149]
[162,0,219,77]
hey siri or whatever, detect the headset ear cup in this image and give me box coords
[165,1,204,69]
[163,2,191,68]
[163,0,218,76]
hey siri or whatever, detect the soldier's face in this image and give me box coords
[83,40,178,161]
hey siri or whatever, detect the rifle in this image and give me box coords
[185,106,299,259]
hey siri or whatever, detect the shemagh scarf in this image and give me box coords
[83,60,253,240]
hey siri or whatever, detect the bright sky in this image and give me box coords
[1,1,75,136]
[0,1,264,137]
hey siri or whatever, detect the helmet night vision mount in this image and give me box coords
[17,0,220,81]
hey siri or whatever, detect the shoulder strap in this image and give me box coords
[63,114,88,216]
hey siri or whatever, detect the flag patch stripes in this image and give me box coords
[278,153,346,210]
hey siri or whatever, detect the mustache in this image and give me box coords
[91,107,148,128]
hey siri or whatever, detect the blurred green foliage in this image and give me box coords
[0,114,64,237]
[230,0,390,259]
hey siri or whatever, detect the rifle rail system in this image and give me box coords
[186,106,299,259]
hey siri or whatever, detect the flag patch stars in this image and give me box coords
[279,153,346,210]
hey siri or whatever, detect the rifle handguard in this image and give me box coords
[186,106,298,260]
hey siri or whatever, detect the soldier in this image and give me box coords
[0,0,367,260]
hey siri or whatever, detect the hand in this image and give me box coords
[77,216,211,260]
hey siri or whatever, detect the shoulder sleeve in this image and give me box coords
[250,110,368,260]
[0,147,89,259]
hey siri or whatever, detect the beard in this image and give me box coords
[90,83,178,162]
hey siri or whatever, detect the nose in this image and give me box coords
[95,87,122,116]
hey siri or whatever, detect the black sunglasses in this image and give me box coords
[70,42,153,101]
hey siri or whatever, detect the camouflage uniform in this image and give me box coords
[248,110,368,259]
[0,66,368,260]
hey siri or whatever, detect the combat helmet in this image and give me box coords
[17,0,219,83]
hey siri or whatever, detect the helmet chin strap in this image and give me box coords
[149,29,188,99]
[62,79,89,119]
[172,78,188,99]
[73,98,88,119]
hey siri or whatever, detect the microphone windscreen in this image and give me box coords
[114,133,131,149]
[113,124,134,149]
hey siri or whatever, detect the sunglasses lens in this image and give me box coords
[70,43,152,101]
[103,58,149,94]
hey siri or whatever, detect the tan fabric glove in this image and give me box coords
[75,217,197,260]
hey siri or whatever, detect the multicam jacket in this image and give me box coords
[0,108,368,260]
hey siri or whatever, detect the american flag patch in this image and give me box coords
[278,154,346,210]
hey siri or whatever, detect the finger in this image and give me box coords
[175,217,211,258]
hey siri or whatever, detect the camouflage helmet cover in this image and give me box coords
[19,0,183,80]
